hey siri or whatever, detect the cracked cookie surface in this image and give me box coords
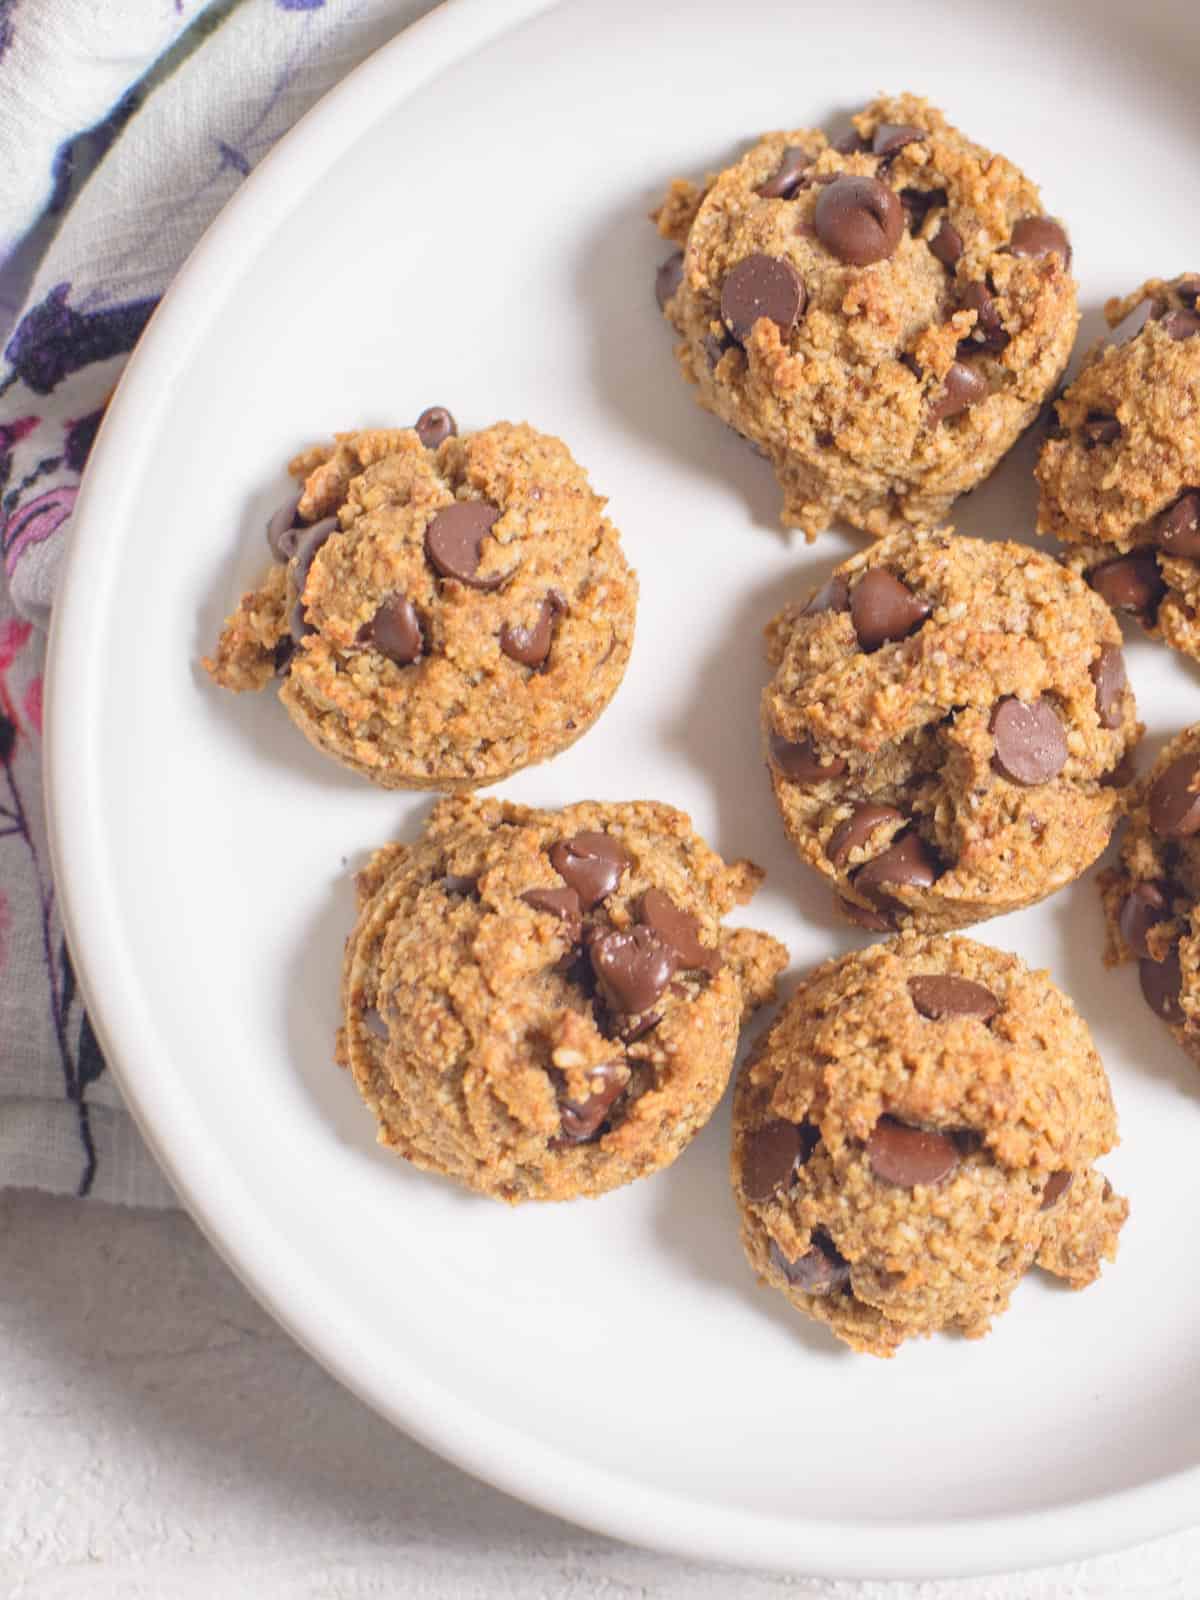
[1037,274,1200,661]
[654,93,1077,538]
[203,419,637,789]
[763,530,1140,932]
[339,795,787,1203]
[732,934,1128,1356]
[1100,723,1200,1067]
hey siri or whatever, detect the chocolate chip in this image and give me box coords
[867,1116,960,1187]
[767,731,847,783]
[522,886,583,944]
[769,1233,850,1296]
[907,975,999,1021]
[272,636,296,676]
[1140,948,1185,1025]
[802,572,851,616]
[1082,411,1121,448]
[960,282,1009,353]
[555,1062,628,1145]
[1089,552,1165,618]
[266,493,303,561]
[872,122,925,159]
[442,875,479,897]
[499,591,566,668]
[837,895,896,932]
[850,568,932,652]
[414,406,456,449]
[1090,644,1126,730]
[814,175,904,266]
[990,697,1068,786]
[720,254,807,342]
[287,516,339,642]
[852,832,938,903]
[757,146,814,199]
[359,595,423,665]
[639,888,722,976]
[1118,881,1169,958]
[929,360,988,423]
[703,331,733,367]
[1176,276,1200,308]
[1009,216,1072,268]
[655,251,684,311]
[826,804,904,867]
[929,217,963,267]
[1156,491,1200,559]
[549,831,631,908]
[1149,751,1200,838]
[1041,1170,1073,1210]
[589,926,677,1014]
[425,501,506,589]
[1159,309,1200,342]
[741,1119,818,1202]
[620,1012,661,1044]
[833,129,870,155]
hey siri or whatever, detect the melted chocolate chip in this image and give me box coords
[1156,492,1200,559]
[414,406,456,449]
[907,974,999,1021]
[639,888,722,975]
[851,832,938,903]
[769,1233,850,1296]
[1089,552,1165,619]
[555,1062,628,1145]
[359,595,423,665]
[1082,411,1122,448]
[1149,751,1200,839]
[589,926,678,1015]
[814,175,904,266]
[960,282,1009,353]
[720,253,807,342]
[757,146,814,199]
[499,591,566,668]
[929,360,987,423]
[1009,216,1072,267]
[1041,1170,1073,1210]
[767,731,848,783]
[741,1119,818,1202]
[867,1116,960,1187]
[802,572,851,616]
[929,217,963,267]
[549,831,631,908]
[826,804,903,867]
[850,568,932,652]
[441,875,479,897]
[990,697,1068,785]
[522,886,583,944]
[425,501,506,588]
[1159,309,1200,342]
[287,516,339,642]
[1140,949,1185,1025]
[266,493,303,561]
[655,251,684,311]
[872,122,925,158]
[1090,644,1127,730]
[1118,881,1169,959]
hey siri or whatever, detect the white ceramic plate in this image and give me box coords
[46,0,1200,1578]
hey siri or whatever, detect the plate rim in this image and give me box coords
[42,0,1200,1577]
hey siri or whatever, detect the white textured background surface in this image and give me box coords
[2,1189,1197,1598]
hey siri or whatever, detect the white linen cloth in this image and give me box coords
[0,4,1193,1591]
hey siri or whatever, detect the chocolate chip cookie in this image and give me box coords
[1037,275,1200,661]
[763,530,1140,932]
[203,416,637,789]
[732,935,1128,1356]
[653,93,1077,538]
[339,795,787,1202]
[1100,724,1200,1064]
